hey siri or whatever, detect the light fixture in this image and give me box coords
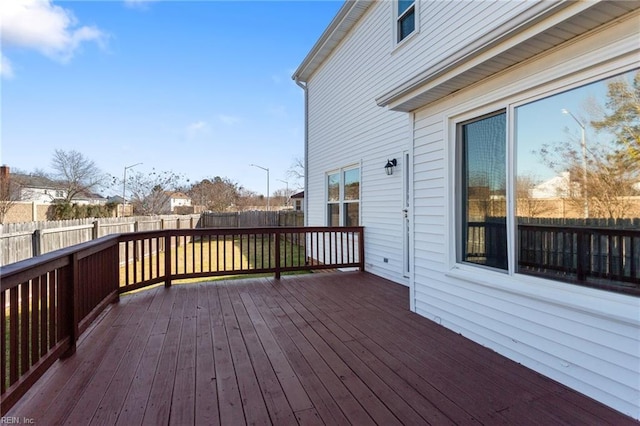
[385,158,397,176]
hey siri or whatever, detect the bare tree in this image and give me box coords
[537,71,640,219]
[286,156,304,189]
[127,169,184,215]
[50,149,104,203]
[0,168,22,224]
[188,177,240,212]
[516,175,555,219]
[235,187,259,211]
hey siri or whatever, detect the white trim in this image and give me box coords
[325,164,361,227]
[443,50,639,293]
[392,0,420,50]
[380,4,639,112]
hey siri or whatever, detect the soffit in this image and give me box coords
[377,1,640,112]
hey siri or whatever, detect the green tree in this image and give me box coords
[590,71,640,160]
[127,169,185,215]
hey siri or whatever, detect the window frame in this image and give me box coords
[326,165,360,227]
[394,0,419,45]
[448,65,639,296]
[456,109,509,272]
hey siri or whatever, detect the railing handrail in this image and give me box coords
[0,234,120,292]
[518,223,640,234]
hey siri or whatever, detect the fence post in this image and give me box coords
[32,229,42,257]
[275,231,281,280]
[92,220,99,240]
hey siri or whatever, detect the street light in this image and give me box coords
[561,109,588,218]
[122,162,142,217]
[277,179,289,207]
[250,163,270,211]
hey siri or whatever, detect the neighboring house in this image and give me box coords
[531,172,572,199]
[14,174,67,203]
[4,168,106,205]
[164,191,192,214]
[293,0,639,419]
[290,191,304,211]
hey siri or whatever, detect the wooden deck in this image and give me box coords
[8,272,636,425]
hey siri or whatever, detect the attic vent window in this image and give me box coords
[397,0,416,42]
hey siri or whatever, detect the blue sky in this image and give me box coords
[1,0,343,196]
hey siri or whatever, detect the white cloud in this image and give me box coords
[186,121,210,139]
[123,0,160,10]
[1,0,106,65]
[0,53,14,79]
[217,114,241,125]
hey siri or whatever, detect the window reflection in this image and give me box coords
[515,69,640,287]
[516,70,639,223]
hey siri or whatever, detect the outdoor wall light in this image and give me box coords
[385,158,397,175]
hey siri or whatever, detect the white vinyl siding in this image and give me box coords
[306,2,410,283]
[411,16,640,418]
[302,0,639,418]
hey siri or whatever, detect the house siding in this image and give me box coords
[302,0,639,418]
[411,14,639,418]
[306,1,410,282]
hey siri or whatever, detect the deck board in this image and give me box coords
[7,272,638,425]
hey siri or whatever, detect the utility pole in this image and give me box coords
[250,163,270,211]
[122,162,142,217]
[562,109,588,218]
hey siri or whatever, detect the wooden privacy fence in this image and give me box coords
[199,210,304,228]
[0,225,363,415]
[0,211,304,267]
[0,215,200,267]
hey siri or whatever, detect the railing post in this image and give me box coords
[164,234,172,288]
[576,229,586,281]
[62,253,79,358]
[275,231,281,280]
[359,227,365,272]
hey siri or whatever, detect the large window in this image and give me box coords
[457,69,639,294]
[396,0,416,42]
[327,167,360,226]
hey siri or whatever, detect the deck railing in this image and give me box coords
[0,226,364,415]
[467,222,639,294]
[518,224,639,292]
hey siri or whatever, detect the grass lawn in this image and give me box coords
[120,234,309,287]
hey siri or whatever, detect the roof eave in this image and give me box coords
[292,0,373,83]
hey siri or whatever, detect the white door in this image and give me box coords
[403,151,411,278]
